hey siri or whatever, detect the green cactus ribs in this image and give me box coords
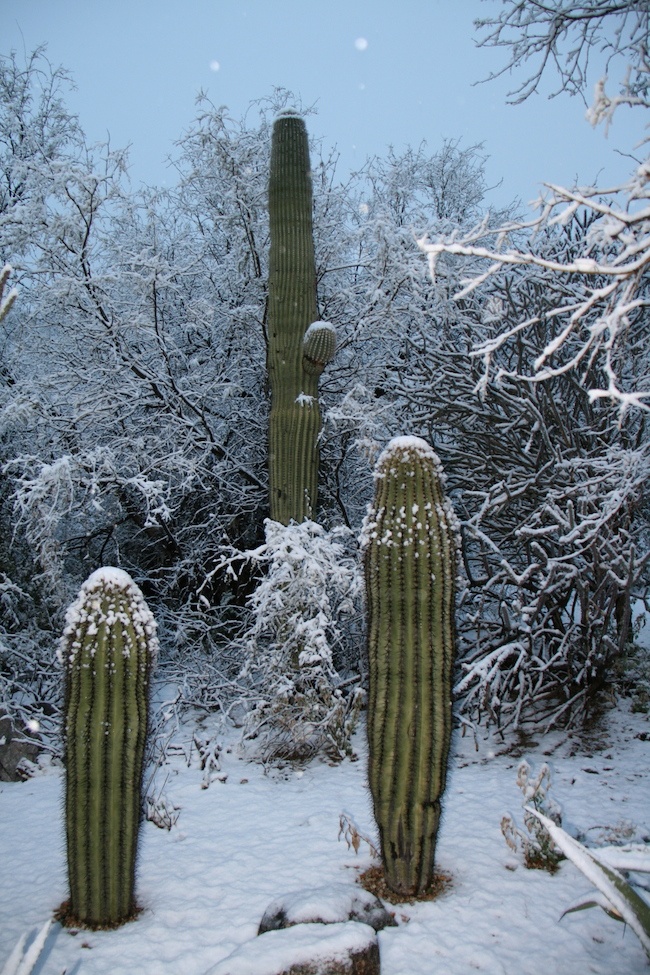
[267,112,335,525]
[363,435,459,898]
[59,567,157,929]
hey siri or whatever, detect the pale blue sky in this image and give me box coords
[2,0,642,210]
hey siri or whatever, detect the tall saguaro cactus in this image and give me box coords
[363,436,458,897]
[60,567,157,928]
[267,111,335,524]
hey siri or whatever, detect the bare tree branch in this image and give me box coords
[475,0,650,109]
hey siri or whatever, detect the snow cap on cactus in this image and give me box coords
[303,321,336,375]
[374,435,445,479]
[60,566,159,667]
[274,107,301,120]
[361,435,460,556]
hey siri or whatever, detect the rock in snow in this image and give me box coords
[258,883,396,934]
[204,920,380,975]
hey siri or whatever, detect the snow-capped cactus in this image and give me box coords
[267,112,335,524]
[60,567,157,928]
[362,436,459,897]
[303,321,336,377]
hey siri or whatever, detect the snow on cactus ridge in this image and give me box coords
[61,563,156,927]
[361,435,460,556]
[274,108,302,122]
[304,320,335,339]
[376,435,445,474]
[363,429,458,896]
[59,566,159,666]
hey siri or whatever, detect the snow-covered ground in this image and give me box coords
[1,693,648,975]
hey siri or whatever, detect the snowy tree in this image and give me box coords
[0,75,372,744]
[0,47,85,259]
[421,0,650,413]
[475,0,650,109]
[0,64,278,734]
[0,48,90,733]
[316,140,516,533]
[401,213,648,729]
[223,519,363,764]
[9,38,635,747]
[411,1,650,728]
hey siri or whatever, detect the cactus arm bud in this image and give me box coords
[303,321,336,377]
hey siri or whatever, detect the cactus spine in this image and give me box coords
[267,111,335,525]
[363,436,457,897]
[61,567,157,928]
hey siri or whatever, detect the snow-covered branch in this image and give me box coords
[420,164,650,413]
[474,1,650,110]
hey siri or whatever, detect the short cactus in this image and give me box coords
[362,436,458,897]
[267,112,335,524]
[60,567,157,928]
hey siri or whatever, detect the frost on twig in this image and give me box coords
[444,2,650,415]
[474,1,650,112]
[338,811,379,859]
[421,166,650,415]
[501,760,564,872]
